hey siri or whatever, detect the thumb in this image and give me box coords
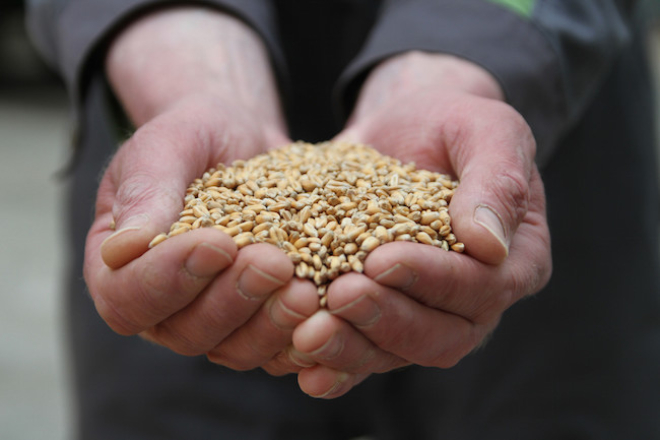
[448,109,536,265]
[96,119,211,269]
[98,177,187,270]
[100,213,160,270]
[450,181,525,265]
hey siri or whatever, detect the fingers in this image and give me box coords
[363,242,511,325]
[497,168,553,292]
[91,98,282,271]
[289,272,484,375]
[306,208,550,373]
[93,114,217,270]
[338,89,538,266]
[289,208,551,395]
[85,228,236,335]
[290,310,385,399]
[297,365,371,399]
[293,216,550,374]
[143,243,294,356]
[324,273,489,368]
[206,278,320,371]
[290,267,486,398]
[364,196,551,319]
[338,53,536,266]
[291,168,551,386]
[291,309,408,373]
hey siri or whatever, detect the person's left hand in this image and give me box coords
[285,52,552,398]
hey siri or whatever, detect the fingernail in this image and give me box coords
[237,265,287,300]
[102,214,150,244]
[313,371,351,399]
[185,243,233,278]
[310,332,344,360]
[288,348,316,367]
[120,213,150,228]
[268,297,306,330]
[474,204,509,254]
[373,263,417,290]
[331,295,381,327]
[100,214,152,269]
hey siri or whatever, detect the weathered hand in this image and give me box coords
[289,52,552,398]
[83,7,320,374]
[83,97,320,372]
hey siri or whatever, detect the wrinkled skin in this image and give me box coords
[84,7,552,399]
[290,73,552,397]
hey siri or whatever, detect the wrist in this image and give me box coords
[350,51,504,120]
[105,6,284,131]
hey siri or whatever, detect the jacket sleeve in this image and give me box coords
[337,0,639,166]
[25,0,283,111]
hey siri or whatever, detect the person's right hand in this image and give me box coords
[82,7,321,374]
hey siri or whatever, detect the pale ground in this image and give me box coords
[0,86,71,439]
[0,14,659,440]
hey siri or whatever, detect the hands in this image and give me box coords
[86,8,551,399]
[287,52,553,398]
[84,7,319,374]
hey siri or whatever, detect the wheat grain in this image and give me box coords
[148,141,464,306]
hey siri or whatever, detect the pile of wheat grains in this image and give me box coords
[149,141,464,306]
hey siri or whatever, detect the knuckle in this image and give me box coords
[113,174,158,216]
[86,270,144,335]
[134,261,171,312]
[93,290,143,336]
[424,345,464,369]
[207,334,277,371]
[423,322,490,369]
[112,173,182,223]
[207,349,257,371]
[490,168,530,227]
[128,260,186,326]
[373,314,415,354]
[343,346,379,373]
[136,257,204,315]
[149,324,209,356]
[470,289,513,325]
[261,359,296,376]
[510,255,553,300]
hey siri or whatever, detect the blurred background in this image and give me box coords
[1,1,72,439]
[1,2,659,440]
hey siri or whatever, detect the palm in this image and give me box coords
[82,96,321,375]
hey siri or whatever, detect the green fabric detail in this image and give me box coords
[487,0,536,18]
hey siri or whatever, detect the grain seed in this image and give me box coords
[149,141,464,307]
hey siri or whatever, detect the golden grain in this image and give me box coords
[148,233,168,248]
[234,232,255,249]
[149,141,464,306]
[360,236,381,253]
